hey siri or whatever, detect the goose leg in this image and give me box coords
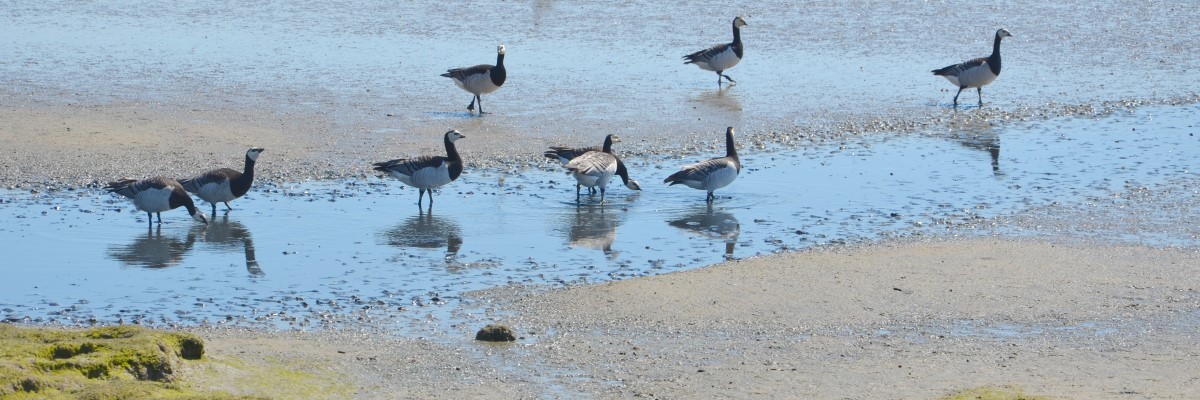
[146,212,154,228]
[428,189,434,206]
[721,73,736,84]
[210,203,217,216]
[952,87,965,107]
[599,187,606,204]
[575,184,582,202]
[706,191,715,203]
[417,188,426,207]
[224,201,233,211]
[156,212,163,224]
[477,95,486,114]
[977,88,983,107]
[467,96,476,112]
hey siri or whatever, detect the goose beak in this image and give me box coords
[194,211,209,224]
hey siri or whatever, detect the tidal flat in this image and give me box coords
[1,1,1199,398]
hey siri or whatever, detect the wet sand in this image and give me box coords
[193,238,1200,399]
[4,94,1197,190]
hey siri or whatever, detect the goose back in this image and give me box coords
[932,29,1011,89]
[544,134,619,165]
[180,147,263,204]
[107,177,198,214]
[683,16,746,72]
[565,151,618,189]
[663,127,740,192]
[373,130,465,190]
[442,45,506,94]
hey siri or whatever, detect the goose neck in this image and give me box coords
[445,135,461,162]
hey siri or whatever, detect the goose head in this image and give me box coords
[497,44,506,55]
[446,129,467,142]
[604,134,622,151]
[246,147,266,162]
[625,179,642,191]
[733,16,748,28]
[996,28,1012,39]
[192,210,209,225]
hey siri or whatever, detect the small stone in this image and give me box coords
[475,324,516,342]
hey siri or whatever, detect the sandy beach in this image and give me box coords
[182,238,1200,399]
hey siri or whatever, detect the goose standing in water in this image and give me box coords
[684,16,747,87]
[373,129,466,207]
[441,45,507,114]
[106,177,209,228]
[180,147,265,216]
[664,127,741,202]
[545,134,641,194]
[564,151,620,203]
[932,28,1013,107]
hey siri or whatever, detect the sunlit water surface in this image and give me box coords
[1,105,1196,333]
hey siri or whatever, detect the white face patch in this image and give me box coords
[247,149,264,162]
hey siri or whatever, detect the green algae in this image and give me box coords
[941,385,1054,400]
[193,354,353,400]
[0,324,259,399]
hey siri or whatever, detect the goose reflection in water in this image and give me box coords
[958,135,1001,177]
[947,123,1002,177]
[692,86,743,113]
[381,207,463,256]
[668,203,740,258]
[192,215,261,276]
[566,204,622,257]
[106,225,197,269]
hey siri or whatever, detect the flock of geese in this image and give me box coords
[105,17,1013,226]
[105,125,740,227]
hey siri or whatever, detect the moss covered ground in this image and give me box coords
[0,324,346,399]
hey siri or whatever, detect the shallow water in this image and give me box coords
[1,104,1196,332]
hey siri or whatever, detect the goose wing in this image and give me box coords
[373,155,448,177]
[544,145,602,164]
[932,57,986,77]
[441,64,494,81]
[684,43,732,64]
[664,157,737,184]
[104,178,142,199]
[564,151,616,175]
[105,177,181,199]
[179,168,240,193]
